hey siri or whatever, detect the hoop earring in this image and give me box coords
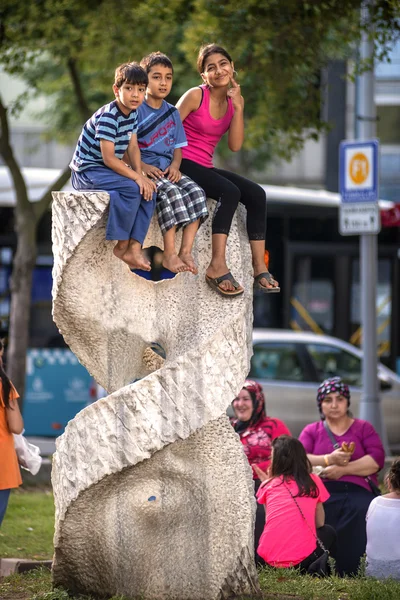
[233,69,238,76]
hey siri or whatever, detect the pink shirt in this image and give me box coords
[181,85,235,168]
[256,474,329,567]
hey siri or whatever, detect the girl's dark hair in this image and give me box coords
[388,457,400,491]
[271,435,318,498]
[197,44,233,74]
[114,62,148,88]
[0,339,11,409]
[140,51,174,74]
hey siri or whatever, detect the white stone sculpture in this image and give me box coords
[51,191,259,599]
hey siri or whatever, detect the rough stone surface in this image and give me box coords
[51,192,258,599]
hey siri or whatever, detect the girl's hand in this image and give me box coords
[164,165,181,183]
[142,163,164,180]
[329,449,352,467]
[227,76,244,110]
[253,464,270,482]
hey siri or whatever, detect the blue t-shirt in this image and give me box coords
[70,100,138,172]
[137,100,187,171]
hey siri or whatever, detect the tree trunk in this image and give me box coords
[8,211,37,401]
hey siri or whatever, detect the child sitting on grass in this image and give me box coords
[136,52,208,274]
[256,435,336,574]
[366,456,400,580]
[70,62,156,271]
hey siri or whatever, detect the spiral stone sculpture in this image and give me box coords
[51,191,259,600]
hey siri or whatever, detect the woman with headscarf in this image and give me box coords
[231,380,291,563]
[298,376,385,576]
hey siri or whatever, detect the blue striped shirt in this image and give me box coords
[70,100,138,172]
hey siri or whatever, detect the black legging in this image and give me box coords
[180,159,266,240]
[298,524,337,573]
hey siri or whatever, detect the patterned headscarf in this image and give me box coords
[316,376,351,418]
[232,380,266,432]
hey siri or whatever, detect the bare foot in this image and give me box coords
[205,264,244,293]
[113,242,129,260]
[163,253,191,274]
[122,248,151,271]
[178,251,198,275]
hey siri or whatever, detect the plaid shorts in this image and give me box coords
[155,174,208,234]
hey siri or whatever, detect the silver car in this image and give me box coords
[248,329,400,451]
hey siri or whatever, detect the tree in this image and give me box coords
[0,0,398,401]
[0,0,189,400]
[181,0,400,157]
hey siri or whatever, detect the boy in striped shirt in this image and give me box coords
[70,63,156,270]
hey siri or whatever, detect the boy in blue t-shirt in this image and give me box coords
[70,62,156,271]
[137,52,208,275]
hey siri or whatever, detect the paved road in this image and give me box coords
[26,436,57,456]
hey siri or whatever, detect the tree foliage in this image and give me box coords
[0,0,399,397]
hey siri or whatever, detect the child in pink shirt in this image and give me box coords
[257,435,336,572]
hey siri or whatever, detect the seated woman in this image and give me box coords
[366,456,400,580]
[299,376,385,576]
[257,435,336,573]
[230,381,291,563]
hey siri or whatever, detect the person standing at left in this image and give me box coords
[0,339,23,526]
[70,62,156,271]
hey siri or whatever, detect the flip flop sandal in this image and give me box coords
[254,271,280,293]
[205,272,244,297]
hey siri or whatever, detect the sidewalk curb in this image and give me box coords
[0,558,52,577]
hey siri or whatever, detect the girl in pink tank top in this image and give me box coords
[182,85,234,169]
[177,44,280,297]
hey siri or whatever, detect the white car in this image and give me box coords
[248,329,400,451]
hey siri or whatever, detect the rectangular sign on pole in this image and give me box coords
[339,139,381,235]
[339,139,379,203]
[339,203,380,235]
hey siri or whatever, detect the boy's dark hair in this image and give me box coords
[114,62,148,88]
[140,52,174,74]
[271,435,318,498]
[197,44,232,74]
[388,457,400,491]
[0,339,12,409]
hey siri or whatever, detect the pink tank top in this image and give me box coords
[181,84,235,168]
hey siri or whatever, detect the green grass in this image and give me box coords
[1,489,400,599]
[1,566,400,600]
[0,488,54,560]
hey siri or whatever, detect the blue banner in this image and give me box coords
[23,348,92,436]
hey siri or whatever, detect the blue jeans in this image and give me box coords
[71,167,156,244]
[0,489,11,527]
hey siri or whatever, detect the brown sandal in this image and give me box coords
[205,272,244,297]
[254,271,280,293]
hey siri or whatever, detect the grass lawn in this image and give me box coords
[1,488,400,599]
[0,488,54,560]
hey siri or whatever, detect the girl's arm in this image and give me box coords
[176,88,203,122]
[6,396,24,434]
[315,502,325,528]
[227,77,244,152]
